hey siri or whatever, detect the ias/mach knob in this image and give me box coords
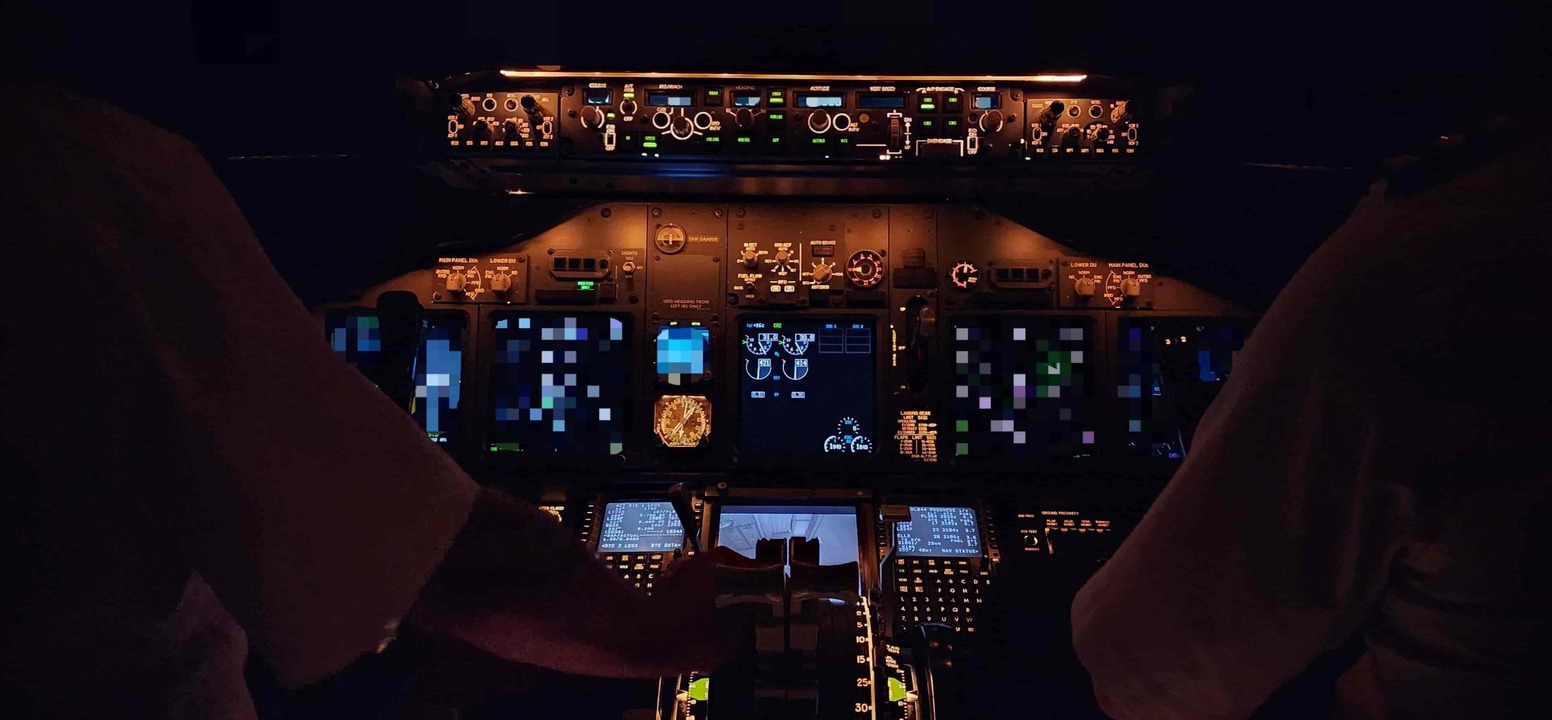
[670,115,695,140]
[845,250,885,289]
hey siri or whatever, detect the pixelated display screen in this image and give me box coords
[597,501,684,553]
[717,505,860,567]
[656,325,710,386]
[326,311,464,444]
[739,318,875,455]
[488,314,631,455]
[1118,317,1251,458]
[951,316,1096,458]
[896,507,982,557]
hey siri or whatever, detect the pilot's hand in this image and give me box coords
[636,546,754,673]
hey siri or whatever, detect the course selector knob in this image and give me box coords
[978,109,1005,133]
[580,105,606,129]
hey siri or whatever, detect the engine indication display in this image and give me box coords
[739,318,875,456]
[326,310,465,444]
[654,395,711,448]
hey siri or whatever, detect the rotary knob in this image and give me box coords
[845,250,885,289]
[579,105,606,129]
[468,121,493,141]
[1119,277,1143,298]
[949,261,979,290]
[772,249,796,274]
[978,109,1005,133]
[1087,123,1112,144]
[734,108,754,128]
[810,261,834,284]
[445,272,468,293]
[670,114,695,140]
[489,273,512,293]
[651,110,672,130]
[807,111,831,133]
[741,248,761,269]
[1060,126,1082,149]
[619,99,639,117]
[1074,276,1097,298]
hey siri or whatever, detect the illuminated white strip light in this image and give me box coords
[498,70,1088,83]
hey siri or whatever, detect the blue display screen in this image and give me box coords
[488,314,630,455]
[973,95,1000,110]
[584,88,613,105]
[800,95,845,108]
[896,507,981,557]
[327,311,464,444]
[739,318,875,455]
[1118,317,1252,458]
[858,94,906,109]
[733,93,761,107]
[648,92,693,107]
[597,501,683,552]
[717,505,860,567]
[656,325,710,386]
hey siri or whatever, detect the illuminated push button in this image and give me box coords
[832,113,851,131]
[445,272,468,292]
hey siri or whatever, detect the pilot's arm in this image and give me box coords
[3,82,729,689]
[1069,188,1421,719]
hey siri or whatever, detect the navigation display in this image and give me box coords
[326,311,464,444]
[655,324,711,386]
[597,501,684,553]
[951,316,1096,457]
[717,505,859,567]
[895,507,982,557]
[1118,317,1252,458]
[488,314,631,455]
[739,318,875,455]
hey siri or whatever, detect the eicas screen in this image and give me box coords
[717,505,860,567]
[895,506,981,557]
[655,324,711,386]
[739,318,875,455]
[326,311,464,444]
[951,316,1096,457]
[488,314,631,455]
[596,501,684,553]
[1118,317,1252,458]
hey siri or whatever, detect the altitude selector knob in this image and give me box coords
[807,111,831,133]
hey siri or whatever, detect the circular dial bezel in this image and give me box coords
[654,224,688,254]
[845,249,886,289]
[949,260,979,290]
[653,395,711,448]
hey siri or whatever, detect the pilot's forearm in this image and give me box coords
[405,487,715,678]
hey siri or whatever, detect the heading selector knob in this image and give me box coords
[579,105,606,129]
[733,108,755,128]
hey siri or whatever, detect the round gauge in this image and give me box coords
[654,224,687,254]
[654,395,711,448]
[823,417,874,454]
[948,261,979,290]
[845,250,885,289]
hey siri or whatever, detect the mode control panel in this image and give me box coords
[439,72,1140,164]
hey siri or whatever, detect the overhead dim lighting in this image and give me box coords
[498,70,1087,83]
